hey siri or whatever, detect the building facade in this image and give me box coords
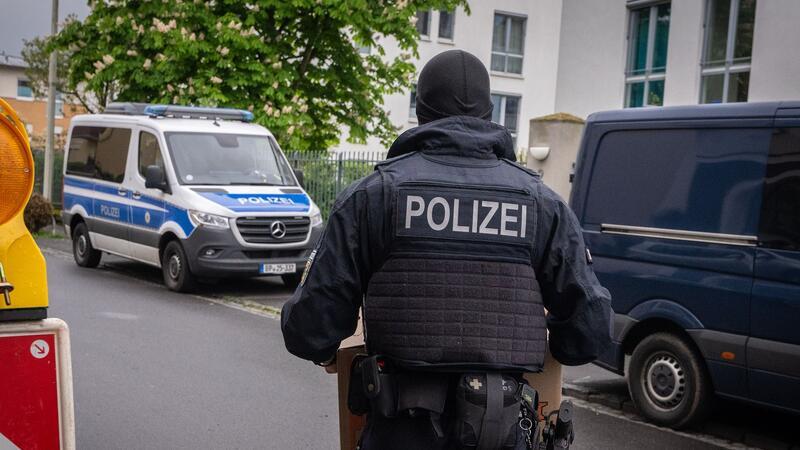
[335,0,563,155]
[0,54,80,148]
[337,0,800,160]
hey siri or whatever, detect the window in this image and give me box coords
[166,133,295,186]
[416,10,431,38]
[491,13,526,74]
[138,131,164,178]
[17,79,32,98]
[584,128,771,235]
[701,0,756,103]
[55,92,64,118]
[67,126,131,182]
[491,94,520,145]
[409,84,417,119]
[438,10,455,40]
[357,44,371,55]
[759,127,800,251]
[625,3,671,107]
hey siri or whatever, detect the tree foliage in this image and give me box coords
[51,0,467,150]
[22,31,116,113]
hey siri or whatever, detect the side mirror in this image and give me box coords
[145,165,170,193]
[293,169,305,188]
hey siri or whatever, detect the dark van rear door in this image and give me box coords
[750,112,800,412]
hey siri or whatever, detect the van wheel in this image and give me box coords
[72,222,102,268]
[281,273,302,288]
[628,332,712,429]
[162,240,197,293]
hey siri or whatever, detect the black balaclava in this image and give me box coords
[415,50,493,124]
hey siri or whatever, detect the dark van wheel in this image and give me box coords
[72,222,102,268]
[628,332,712,429]
[162,240,197,293]
[281,273,302,288]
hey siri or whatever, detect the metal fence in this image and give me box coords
[286,151,387,220]
[32,149,64,209]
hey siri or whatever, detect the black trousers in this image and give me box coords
[357,413,530,450]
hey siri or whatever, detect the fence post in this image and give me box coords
[336,152,344,193]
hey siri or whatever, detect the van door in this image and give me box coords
[127,129,167,265]
[750,117,800,412]
[88,126,134,257]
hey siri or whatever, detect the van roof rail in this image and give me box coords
[103,103,254,122]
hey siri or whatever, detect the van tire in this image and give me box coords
[162,240,197,293]
[72,222,102,268]
[281,274,302,288]
[628,332,713,429]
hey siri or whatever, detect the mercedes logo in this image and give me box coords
[270,220,287,239]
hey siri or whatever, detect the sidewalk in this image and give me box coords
[563,364,800,449]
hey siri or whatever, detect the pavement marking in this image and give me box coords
[41,246,282,321]
[566,396,754,450]
[98,311,140,321]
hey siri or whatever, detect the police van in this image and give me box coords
[61,103,323,292]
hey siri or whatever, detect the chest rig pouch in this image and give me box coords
[364,178,548,373]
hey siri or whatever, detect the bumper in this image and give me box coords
[182,223,324,278]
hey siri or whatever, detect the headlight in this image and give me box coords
[309,203,323,227]
[189,210,229,229]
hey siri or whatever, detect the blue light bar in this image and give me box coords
[142,104,254,122]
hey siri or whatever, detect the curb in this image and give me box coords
[562,383,796,450]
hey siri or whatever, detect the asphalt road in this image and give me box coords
[42,242,733,449]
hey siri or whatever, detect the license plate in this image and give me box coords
[260,263,296,274]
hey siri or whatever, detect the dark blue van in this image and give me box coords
[570,101,800,428]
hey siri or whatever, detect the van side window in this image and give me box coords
[138,131,164,177]
[758,127,800,251]
[93,127,132,183]
[66,126,100,177]
[584,128,771,236]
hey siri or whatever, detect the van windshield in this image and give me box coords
[165,132,296,186]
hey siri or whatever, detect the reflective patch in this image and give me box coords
[585,248,593,265]
[300,249,317,286]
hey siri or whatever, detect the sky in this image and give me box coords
[0,0,89,60]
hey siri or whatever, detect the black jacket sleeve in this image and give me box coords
[280,180,372,364]
[535,185,613,366]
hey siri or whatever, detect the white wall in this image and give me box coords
[335,0,563,154]
[553,0,628,119]
[661,0,705,106]
[0,65,25,98]
[748,0,800,102]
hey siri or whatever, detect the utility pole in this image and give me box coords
[42,0,59,201]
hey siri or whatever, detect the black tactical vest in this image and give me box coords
[363,149,547,373]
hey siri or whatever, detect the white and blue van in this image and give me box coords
[61,103,323,292]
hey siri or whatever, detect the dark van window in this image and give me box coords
[68,126,131,182]
[93,127,131,183]
[759,127,800,251]
[66,126,99,177]
[138,131,164,177]
[585,128,771,235]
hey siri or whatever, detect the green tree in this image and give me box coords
[52,0,467,150]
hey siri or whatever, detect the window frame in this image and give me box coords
[490,11,527,75]
[416,10,432,39]
[438,10,455,41]
[700,0,756,104]
[624,2,671,108]
[137,130,165,179]
[490,92,521,146]
[16,78,33,100]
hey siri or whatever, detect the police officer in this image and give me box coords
[281,50,612,449]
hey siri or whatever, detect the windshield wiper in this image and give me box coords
[226,182,285,186]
